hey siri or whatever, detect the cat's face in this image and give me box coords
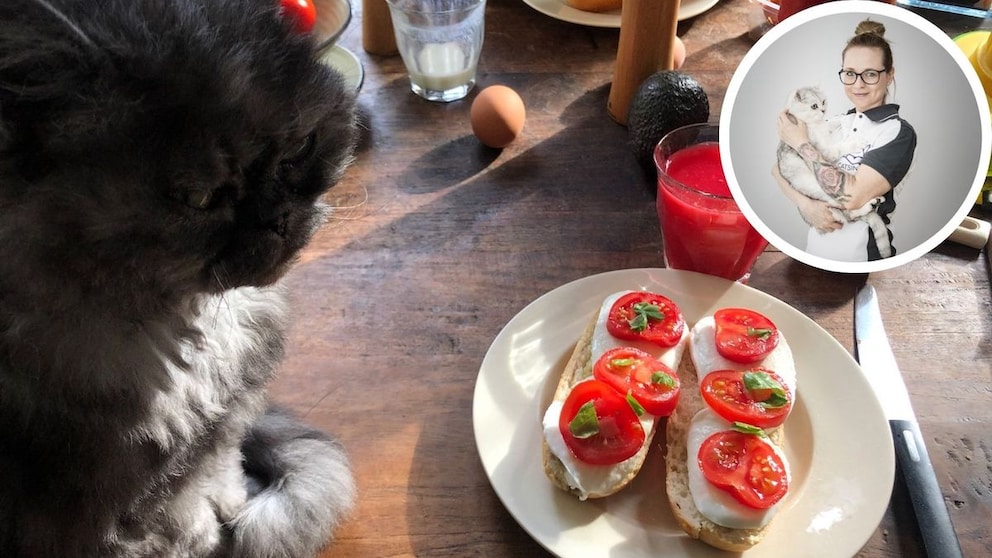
[788,87,828,123]
[0,0,357,303]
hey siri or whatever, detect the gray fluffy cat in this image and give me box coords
[777,86,893,258]
[0,1,358,556]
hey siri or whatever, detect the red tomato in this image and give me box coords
[713,308,779,364]
[558,379,646,465]
[606,292,685,348]
[697,430,789,509]
[592,347,681,417]
[700,369,792,429]
[280,0,317,34]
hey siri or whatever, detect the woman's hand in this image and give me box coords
[776,110,809,151]
[771,163,842,233]
[796,197,843,234]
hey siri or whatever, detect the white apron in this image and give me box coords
[805,220,869,262]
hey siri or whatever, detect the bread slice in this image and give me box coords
[542,316,659,499]
[664,337,785,551]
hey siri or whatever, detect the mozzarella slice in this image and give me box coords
[686,408,790,529]
[689,315,796,396]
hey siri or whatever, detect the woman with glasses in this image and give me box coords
[774,19,917,262]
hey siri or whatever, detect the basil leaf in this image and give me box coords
[743,371,789,408]
[568,401,600,439]
[626,392,646,416]
[652,371,677,388]
[761,392,790,409]
[628,302,664,332]
[747,326,774,340]
[732,421,766,437]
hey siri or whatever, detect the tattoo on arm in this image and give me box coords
[796,142,849,200]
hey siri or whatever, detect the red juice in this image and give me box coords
[655,141,768,281]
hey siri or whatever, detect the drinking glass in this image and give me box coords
[387,0,486,102]
[654,123,769,282]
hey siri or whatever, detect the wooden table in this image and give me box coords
[271,0,992,555]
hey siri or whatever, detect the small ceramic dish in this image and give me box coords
[313,0,353,51]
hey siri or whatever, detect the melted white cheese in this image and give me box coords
[543,291,689,498]
[686,408,790,529]
[689,316,796,395]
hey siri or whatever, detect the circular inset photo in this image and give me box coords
[721,1,990,273]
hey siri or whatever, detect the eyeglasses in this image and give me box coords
[838,68,888,85]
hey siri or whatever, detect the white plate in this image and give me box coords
[521,0,718,27]
[319,44,365,93]
[473,268,894,557]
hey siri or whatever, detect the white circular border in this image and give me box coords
[720,1,991,274]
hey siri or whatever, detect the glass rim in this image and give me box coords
[653,122,734,203]
[386,0,485,13]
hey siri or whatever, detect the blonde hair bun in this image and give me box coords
[854,19,885,38]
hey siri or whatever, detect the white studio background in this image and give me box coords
[723,2,986,272]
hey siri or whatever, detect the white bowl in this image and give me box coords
[313,0,353,51]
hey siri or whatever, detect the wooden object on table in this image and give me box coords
[607,0,681,125]
[362,0,398,55]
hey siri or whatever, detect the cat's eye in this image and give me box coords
[187,189,214,209]
[169,186,225,210]
[811,104,819,110]
[280,133,316,168]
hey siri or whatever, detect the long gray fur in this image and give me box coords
[0,1,358,556]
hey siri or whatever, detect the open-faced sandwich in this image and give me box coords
[666,308,796,551]
[541,290,689,500]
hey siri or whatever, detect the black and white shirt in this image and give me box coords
[831,104,917,260]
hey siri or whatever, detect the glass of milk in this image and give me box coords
[386,0,486,102]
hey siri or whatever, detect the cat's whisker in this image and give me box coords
[325,185,369,217]
[29,0,96,49]
[212,268,231,294]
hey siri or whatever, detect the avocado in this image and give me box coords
[628,71,710,166]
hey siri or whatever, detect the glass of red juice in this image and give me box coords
[653,123,768,282]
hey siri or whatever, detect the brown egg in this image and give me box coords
[470,85,526,149]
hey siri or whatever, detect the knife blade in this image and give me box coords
[854,284,963,558]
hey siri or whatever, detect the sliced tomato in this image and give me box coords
[700,369,792,429]
[592,347,680,417]
[606,291,685,348]
[697,429,789,509]
[558,379,645,465]
[713,308,780,364]
[280,0,317,34]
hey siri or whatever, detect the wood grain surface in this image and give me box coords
[269,0,992,555]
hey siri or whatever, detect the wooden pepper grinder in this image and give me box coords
[362,0,398,55]
[607,0,681,125]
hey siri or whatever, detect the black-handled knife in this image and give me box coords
[854,284,963,558]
